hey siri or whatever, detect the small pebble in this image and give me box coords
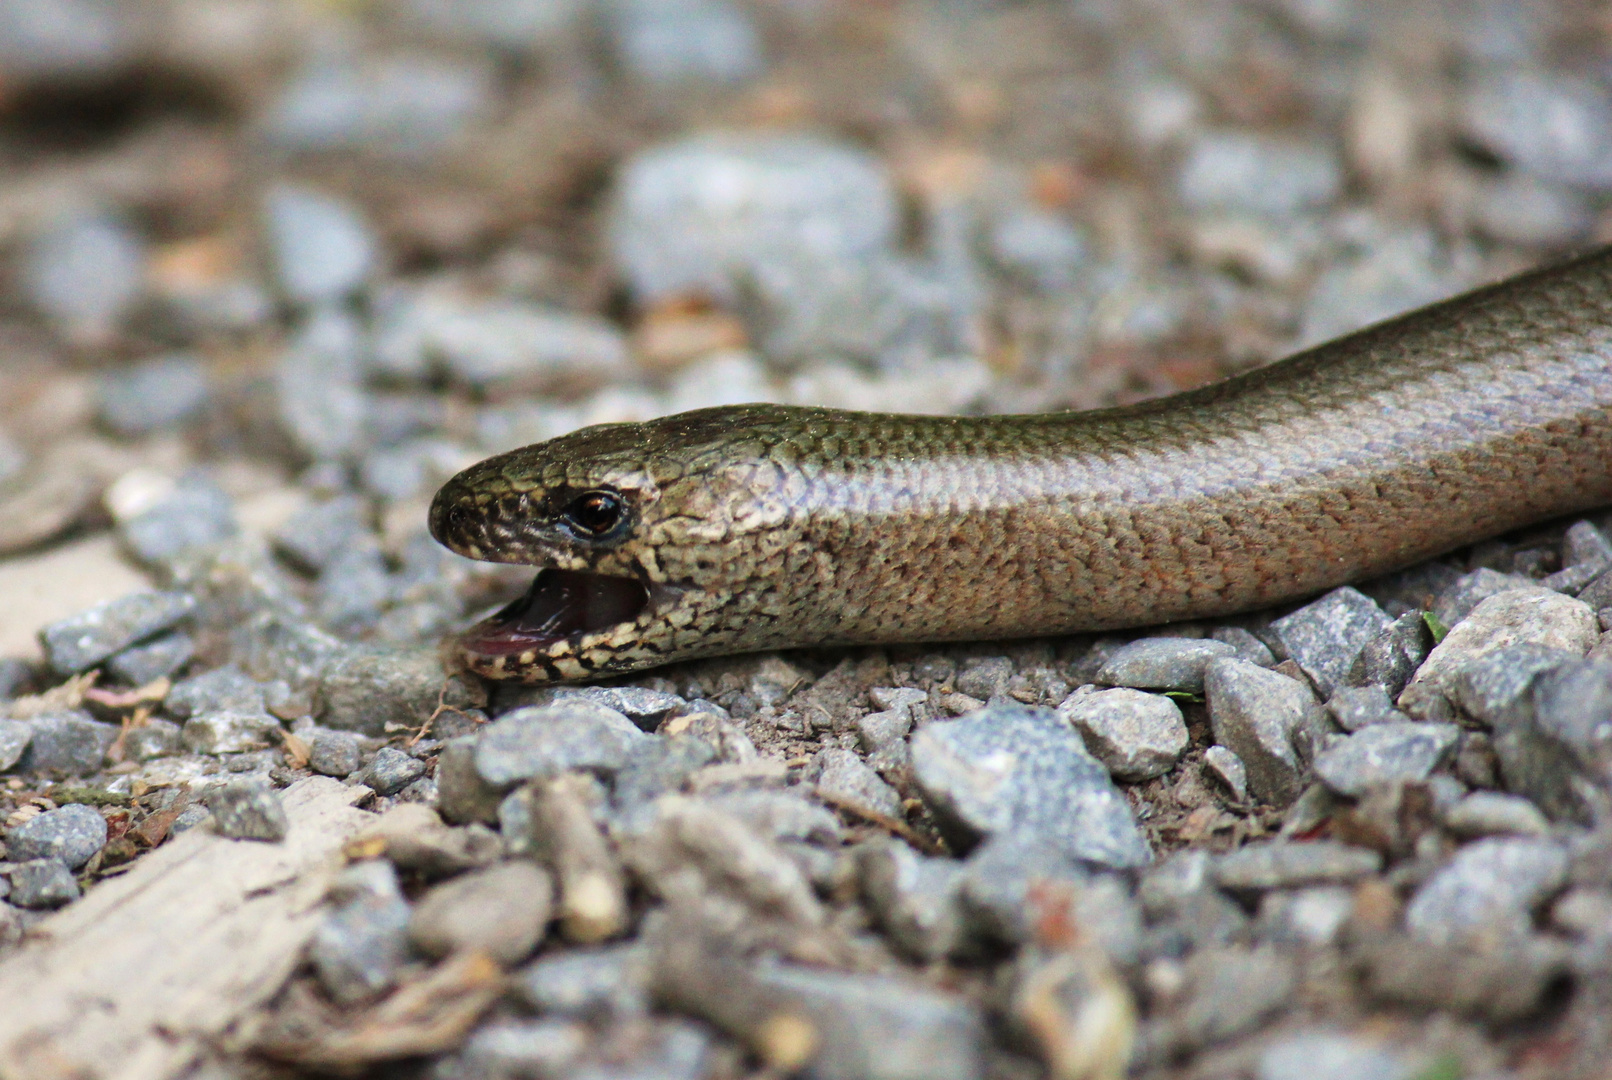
[814,747,902,819]
[307,729,362,777]
[106,632,195,686]
[8,859,80,909]
[362,746,427,796]
[6,803,107,869]
[1094,637,1236,694]
[1202,745,1248,801]
[1443,791,1552,838]
[206,779,290,842]
[1312,722,1459,798]
[1269,587,1392,697]
[1058,686,1189,781]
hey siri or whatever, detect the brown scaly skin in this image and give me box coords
[431,246,1612,683]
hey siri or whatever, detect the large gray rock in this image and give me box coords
[910,703,1150,870]
[18,711,116,776]
[318,647,480,736]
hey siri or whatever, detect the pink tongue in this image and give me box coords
[462,569,648,656]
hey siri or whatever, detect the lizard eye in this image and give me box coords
[561,489,627,539]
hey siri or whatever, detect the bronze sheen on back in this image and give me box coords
[429,247,1612,683]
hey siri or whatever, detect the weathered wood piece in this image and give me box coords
[0,776,374,1080]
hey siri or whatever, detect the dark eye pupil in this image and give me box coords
[568,491,622,535]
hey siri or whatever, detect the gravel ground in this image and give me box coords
[2,1,1612,1078]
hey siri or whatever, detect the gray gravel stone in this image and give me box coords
[1492,657,1612,822]
[475,700,648,788]
[1257,1030,1417,1080]
[1204,659,1321,807]
[361,746,427,796]
[1254,887,1355,948]
[1463,69,1612,189]
[264,54,491,156]
[985,205,1088,292]
[166,666,271,718]
[318,647,480,736]
[1473,173,1594,246]
[274,308,368,462]
[1177,131,1343,215]
[6,803,106,869]
[1312,722,1459,797]
[410,861,554,966]
[0,720,31,771]
[608,0,763,85]
[182,709,280,755]
[857,839,966,962]
[608,133,898,305]
[435,735,505,824]
[307,729,362,777]
[1094,637,1236,693]
[701,790,842,847]
[38,590,197,675]
[1211,626,1277,667]
[1327,685,1407,731]
[310,860,413,1004]
[1298,229,1466,349]
[0,658,29,700]
[1405,836,1569,945]
[855,706,913,756]
[1448,643,1575,727]
[7,859,79,909]
[910,703,1150,870]
[815,747,902,819]
[1143,945,1296,1059]
[1399,589,1597,720]
[612,734,718,810]
[1202,745,1248,801]
[1058,686,1188,781]
[373,285,630,393]
[18,711,116,775]
[263,185,376,306]
[751,965,986,1080]
[119,477,237,566]
[1270,587,1392,697]
[513,943,651,1016]
[97,355,210,436]
[959,837,1141,961]
[205,779,289,841]
[23,210,145,342]
[1433,567,1537,627]
[1346,611,1432,695]
[460,1019,588,1079]
[1566,520,1612,566]
[124,718,182,761]
[273,494,372,575]
[106,631,194,686]
[553,686,685,731]
[1213,840,1382,891]
[1444,791,1551,838]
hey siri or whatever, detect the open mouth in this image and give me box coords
[462,568,651,656]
